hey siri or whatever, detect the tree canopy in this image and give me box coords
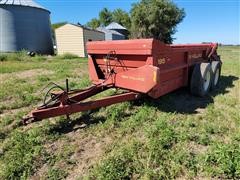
[130,0,185,43]
[86,8,131,30]
[86,18,101,29]
[112,9,131,30]
[86,0,185,43]
[51,22,67,30]
[99,8,113,26]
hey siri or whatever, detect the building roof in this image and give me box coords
[96,27,125,36]
[57,23,104,34]
[106,22,127,30]
[0,0,49,12]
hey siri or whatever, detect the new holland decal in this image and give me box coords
[158,58,166,65]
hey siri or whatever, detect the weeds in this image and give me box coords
[0,51,47,62]
[0,129,44,179]
[90,141,142,180]
[46,167,68,180]
[204,142,240,178]
[57,53,79,59]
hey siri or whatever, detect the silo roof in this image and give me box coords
[106,22,127,30]
[0,0,49,12]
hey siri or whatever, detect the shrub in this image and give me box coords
[8,51,29,61]
[0,54,8,61]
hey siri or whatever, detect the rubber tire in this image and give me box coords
[210,61,221,90]
[190,63,213,97]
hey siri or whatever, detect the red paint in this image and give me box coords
[87,39,219,98]
[23,39,220,124]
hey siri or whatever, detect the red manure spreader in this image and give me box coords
[23,39,222,124]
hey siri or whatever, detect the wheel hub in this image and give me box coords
[204,71,211,91]
[214,69,220,85]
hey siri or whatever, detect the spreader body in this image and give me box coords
[23,39,220,124]
[87,39,219,98]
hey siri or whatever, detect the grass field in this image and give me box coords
[0,46,239,179]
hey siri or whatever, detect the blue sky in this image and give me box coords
[38,0,239,44]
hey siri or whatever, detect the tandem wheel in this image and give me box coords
[190,61,222,97]
[210,61,221,90]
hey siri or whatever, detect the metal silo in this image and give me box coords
[0,0,53,54]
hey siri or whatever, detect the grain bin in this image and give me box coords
[105,22,128,38]
[0,0,53,54]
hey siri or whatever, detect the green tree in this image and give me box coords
[130,0,185,43]
[99,8,113,26]
[51,22,67,30]
[86,18,101,29]
[112,9,131,30]
[86,8,131,30]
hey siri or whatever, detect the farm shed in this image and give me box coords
[96,27,125,40]
[55,23,104,57]
[105,22,128,38]
[0,0,53,54]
